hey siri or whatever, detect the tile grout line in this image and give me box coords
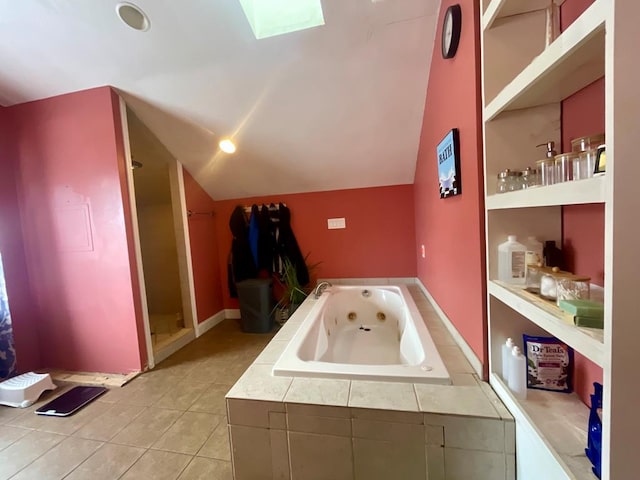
[60,440,108,479]
[6,430,69,480]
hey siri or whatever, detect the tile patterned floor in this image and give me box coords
[0,319,275,480]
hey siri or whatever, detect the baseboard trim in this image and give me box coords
[225,308,241,320]
[195,310,226,337]
[415,278,483,377]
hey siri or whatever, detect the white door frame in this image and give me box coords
[168,160,200,335]
[118,97,199,368]
[118,96,155,370]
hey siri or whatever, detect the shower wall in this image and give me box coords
[136,201,183,316]
[128,110,184,328]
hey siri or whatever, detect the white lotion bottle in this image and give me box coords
[508,346,527,400]
[502,338,515,382]
[524,236,544,267]
[498,235,527,284]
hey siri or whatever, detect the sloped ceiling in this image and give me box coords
[0,0,440,200]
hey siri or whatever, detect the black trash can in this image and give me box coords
[236,279,274,333]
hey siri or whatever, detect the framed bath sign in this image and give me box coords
[437,128,461,198]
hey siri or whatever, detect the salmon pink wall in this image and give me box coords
[561,0,603,405]
[183,169,224,321]
[413,0,486,366]
[213,185,416,309]
[0,108,42,372]
[6,87,144,374]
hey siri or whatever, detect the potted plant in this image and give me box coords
[273,255,319,323]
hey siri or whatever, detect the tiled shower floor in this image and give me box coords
[0,319,275,480]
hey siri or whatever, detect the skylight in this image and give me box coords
[239,0,325,39]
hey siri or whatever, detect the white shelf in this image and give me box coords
[489,281,605,367]
[484,0,608,121]
[483,0,566,31]
[486,176,606,210]
[490,374,596,479]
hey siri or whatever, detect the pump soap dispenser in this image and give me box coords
[536,141,558,186]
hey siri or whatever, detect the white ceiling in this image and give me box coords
[0,0,440,200]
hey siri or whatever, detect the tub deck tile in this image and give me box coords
[284,377,350,407]
[415,385,500,419]
[286,403,352,419]
[253,340,289,365]
[225,365,292,403]
[227,398,286,429]
[349,380,419,412]
[350,408,423,424]
[477,381,514,421]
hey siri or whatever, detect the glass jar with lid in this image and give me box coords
[521,167,539,188]
[496,170,510,194]
[496,169,523,193]
[525,263,546,293]
[571,133,605,152]
[554,152,579,183]
[540,269,573,301]
[508,171,524,191]
[556,275,591,305]
[536,158,556,186]
[573,148,598,180]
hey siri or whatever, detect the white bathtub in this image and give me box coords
[272,284,451,384]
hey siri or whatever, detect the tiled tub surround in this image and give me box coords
[273,284,450,384]
[226,284,515,480]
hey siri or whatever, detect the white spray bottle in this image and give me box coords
[508,346,527,400]
[502,338,515,382]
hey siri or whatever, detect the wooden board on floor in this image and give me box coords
[46,370,140,388]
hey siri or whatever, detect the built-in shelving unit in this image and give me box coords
[490,375,594,478]
[484,0,606,121]
[486,176,606,210]
[482,0,640,479]
[490,281,605,366]
[482,0,566,31]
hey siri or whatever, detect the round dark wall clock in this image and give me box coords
[442,4,462,59]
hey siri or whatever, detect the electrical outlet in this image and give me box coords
[327,218,346,229]
[421,244,426,258]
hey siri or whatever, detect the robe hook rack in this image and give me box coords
[187,210,215,217]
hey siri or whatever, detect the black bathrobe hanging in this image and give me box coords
[275,203,309,286]
[227,205,257,297]
[257,204,275,273]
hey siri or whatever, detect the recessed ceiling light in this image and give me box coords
[116,2,150,32]
[219,139,237,154]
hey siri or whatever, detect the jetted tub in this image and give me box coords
[272,284,451,384]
